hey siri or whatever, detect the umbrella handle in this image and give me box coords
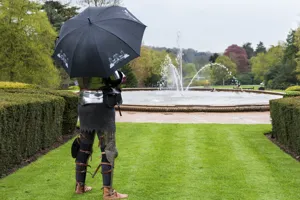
[117,105,122,117]
[88,17,92,24]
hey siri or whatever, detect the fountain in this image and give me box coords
[185,62,240,91]
[121,53,282,110]
[158,54,239,91]
[119,33,283,112]
[159,54,183,91]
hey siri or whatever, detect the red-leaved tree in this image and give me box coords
[224,45,250,73]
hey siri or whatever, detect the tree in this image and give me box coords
[210,56,237,85]
[42,1,80,88]
[150,46,212,71]
[129,46,168,87]
[0,0,60,88]
[183,63,197,78]
[120,64,137,88]
[283,30,298,63]
[80,0,122,7]
[266,30,299,88]
[264,30,299,89]
[294,27,300,81]
[42,1,80,31]
[224,45,249,73]
[255,41,267,55]
[252,31,299,89]
[265,62,297,89]
[209,53,219,63]
[250,45,284,83]
[236,73,255,85]
[182,48,196,63]
[215,56,237,75]
[242,42,254,59]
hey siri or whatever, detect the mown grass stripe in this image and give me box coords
[1,124,300,200]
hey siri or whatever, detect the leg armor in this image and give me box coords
[97,131,118,187]
[75,131,95,193]
[92,131,128,199]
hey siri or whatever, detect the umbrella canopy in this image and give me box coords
[53,6,146,78]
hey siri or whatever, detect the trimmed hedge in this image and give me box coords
[0,81,40,89]
[285,86,300,91]
[68,85,79,91]
[270,97,300,155]
[0,88,78,135]
[0,93,65,176]
[284,91,300,98]
[46,90,78,135]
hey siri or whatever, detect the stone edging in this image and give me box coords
[117,104,270,112]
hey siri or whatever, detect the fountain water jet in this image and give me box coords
[159,54,239,91]
[185,63,240,91]
[159,55,183,91]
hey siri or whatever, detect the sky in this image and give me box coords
[69,0,300,53]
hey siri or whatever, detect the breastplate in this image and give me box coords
[77,77,105,105]
[79,90,103,105]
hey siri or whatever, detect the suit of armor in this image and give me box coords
[73,71,128,199]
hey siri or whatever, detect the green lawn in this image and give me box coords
[1,123,300,200]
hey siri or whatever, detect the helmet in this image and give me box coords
[104,70,126,87]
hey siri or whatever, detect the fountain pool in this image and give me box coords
[121,90,282,106]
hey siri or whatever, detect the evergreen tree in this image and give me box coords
[121,64,138,88]
[283,30,298,63]
[42,1,80,32]
[255,41,267,55]
[209,53,219,63]
[242,42,254,59]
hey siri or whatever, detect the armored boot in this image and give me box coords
[75,182,92,194]
[103,186,128,200]
[95,132,127,199]
[75,160,92,194]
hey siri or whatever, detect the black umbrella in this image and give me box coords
[53,6,146,78]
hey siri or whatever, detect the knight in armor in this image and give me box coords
[72,70,128,199]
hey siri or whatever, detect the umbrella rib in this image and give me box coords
[93,24,140,56]
[91,27,106,76]
[57,24,89,46]
[96,6,114,17]
[92,17,146,27]
[70,30,86,75]
[67,18,88,23]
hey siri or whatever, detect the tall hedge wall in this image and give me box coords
[0,88,78,135]
[270,97,300,155]
[0,82,79,176]
[0,93,65,176]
